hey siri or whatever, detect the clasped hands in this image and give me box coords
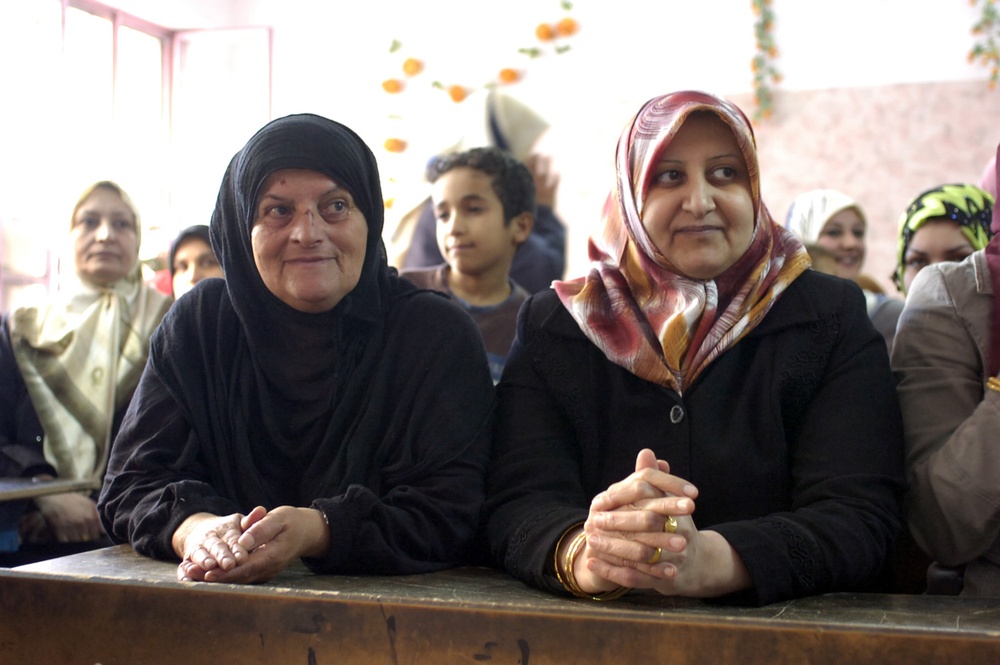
[570,448,750,598]
[172,505,330,584]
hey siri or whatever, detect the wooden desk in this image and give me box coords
[0,477,95,501]
[1,545,998,664]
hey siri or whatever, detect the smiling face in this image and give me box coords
[639,113,755,280]
[432,166,529,281]
[901,219,976,293]
[72,186,139,286]
[250,169,368,313]
[815,208,866,281]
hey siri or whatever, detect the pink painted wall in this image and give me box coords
[731,81,999,294]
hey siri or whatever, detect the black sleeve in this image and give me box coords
[0,317,52,479]
[712,282,905,604]
[483,296,589,594]
[98,359,238,559]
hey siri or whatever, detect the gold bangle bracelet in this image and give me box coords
[552,524,582,592]
[987,377,1000,393]
[554,527,631,601]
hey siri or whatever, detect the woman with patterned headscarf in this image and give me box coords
[892,146,1000,597]
[484,91,905,606]
[0,181,171,561]
[98,114,494,583]
[893,184,994,295]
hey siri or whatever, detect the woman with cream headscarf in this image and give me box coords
[0,181,170,560]
[785,189,904,352]
[391,89,566,293]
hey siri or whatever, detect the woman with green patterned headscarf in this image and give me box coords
[894,184,994,295]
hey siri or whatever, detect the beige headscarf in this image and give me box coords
[9,182,171,487]
[784,189,866,244]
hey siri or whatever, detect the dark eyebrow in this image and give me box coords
[658,152,741,164]
[260,186,348,205]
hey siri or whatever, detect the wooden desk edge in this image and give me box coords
[0,477,96,501]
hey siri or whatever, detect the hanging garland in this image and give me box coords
[969,0,1000,89]
[751,0,781,120]
[379,1,578,156]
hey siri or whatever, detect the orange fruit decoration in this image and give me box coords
[448,85,468,103]
[382,79,403,93]
[556,17,578,37]
[384,138,407,153]
[498,68,519,84]
[535,23,555,41]
[402,58,423,76]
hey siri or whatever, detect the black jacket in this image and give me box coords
[484,270,905,605]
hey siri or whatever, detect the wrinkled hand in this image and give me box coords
[33,492,104,543]
[174,506,330,584]
[575,449,751,598]
[173,508,260,582]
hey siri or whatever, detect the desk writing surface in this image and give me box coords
[0,477,95,501]
[1,545,999,664]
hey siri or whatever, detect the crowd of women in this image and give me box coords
[1,89,997,604]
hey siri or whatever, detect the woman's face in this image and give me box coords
[251,169,368,313]
[902,219,975,293]
[640,113,755,280]
[815,209,866,281]
[72,187,138,286]
[172,236,224,299]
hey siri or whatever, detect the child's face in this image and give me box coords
[432,167,527,278]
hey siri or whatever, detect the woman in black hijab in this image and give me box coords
[98,114,494,584]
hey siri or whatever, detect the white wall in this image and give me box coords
[219,0,995,284]
[6,0,993,292]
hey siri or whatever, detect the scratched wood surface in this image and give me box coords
[0,477,95,501]
[1,545,998,664]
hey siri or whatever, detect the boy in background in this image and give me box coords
[401,147,534,382]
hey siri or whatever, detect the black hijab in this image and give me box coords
[211,113,391,332]
[151,113,420,508]
[168,224,212,276]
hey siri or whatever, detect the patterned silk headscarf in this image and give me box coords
[893,183,994,293]
[554,91,810,394]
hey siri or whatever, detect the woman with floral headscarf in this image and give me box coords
[892,147,1000,597]
[483,91,905,606]
[893,184,994,296]
[98,114,494,584]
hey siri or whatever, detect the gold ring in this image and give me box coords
[646,547,662,565]
[664,516,677,534]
